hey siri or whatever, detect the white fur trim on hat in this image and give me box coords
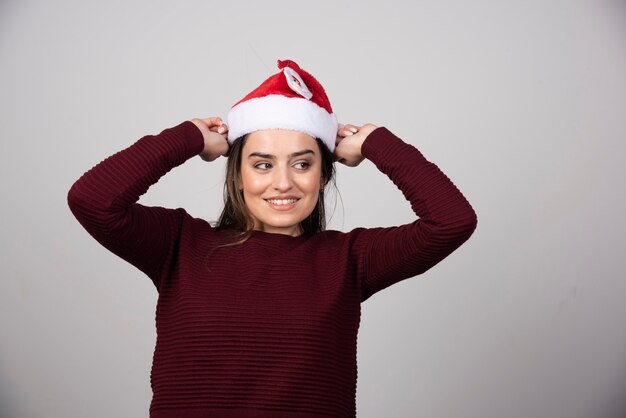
[226,94,338,152]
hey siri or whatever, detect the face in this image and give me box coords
[239,129,323,236]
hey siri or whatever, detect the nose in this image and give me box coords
[272,165,293,192]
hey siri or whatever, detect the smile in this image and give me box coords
[265,198,300,205]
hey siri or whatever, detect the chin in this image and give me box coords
[265,215,304,229]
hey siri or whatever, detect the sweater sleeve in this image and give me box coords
[66,120,206,289]
[353,127,478,302]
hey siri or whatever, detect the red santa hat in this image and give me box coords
[226,59,339,152]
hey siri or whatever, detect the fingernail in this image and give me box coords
[345,131,353,136]
[349,127,358,133]
[218,126,226,133]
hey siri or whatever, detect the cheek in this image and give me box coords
[298,172,322,195]
[241,170,268,195]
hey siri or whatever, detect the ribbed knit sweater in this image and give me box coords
[67,121,477,417]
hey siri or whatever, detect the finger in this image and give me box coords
[209,123,229,133]
[344,124,359,133]
[336,129,352,141]
[203,117,223,128]
[340,125,358,136]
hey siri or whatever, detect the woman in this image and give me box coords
[68,59,477,417]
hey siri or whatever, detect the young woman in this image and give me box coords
[68,59,477,418]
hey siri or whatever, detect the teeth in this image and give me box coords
[267,199,298,205]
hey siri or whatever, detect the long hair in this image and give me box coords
[214,133,336,246]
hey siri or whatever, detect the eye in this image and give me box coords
[254,162,272,170]
[294,161,311,170]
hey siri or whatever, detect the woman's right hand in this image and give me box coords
[190,117,229,162]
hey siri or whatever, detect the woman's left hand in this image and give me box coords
[334,123,378,167]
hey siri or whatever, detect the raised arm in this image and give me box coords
[336,125,478,302]
[66,118,228,289]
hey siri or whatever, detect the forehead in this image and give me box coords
[244,129,319,155]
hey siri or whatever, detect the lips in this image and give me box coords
[265,198,299,205]
[264,197,300,211]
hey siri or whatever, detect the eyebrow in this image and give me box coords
[247,149,316,159]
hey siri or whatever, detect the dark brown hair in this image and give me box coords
[213,133,336,246]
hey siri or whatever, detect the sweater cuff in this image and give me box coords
[361,126,421,164]
[168,120,206,158]
[361,126,395,160]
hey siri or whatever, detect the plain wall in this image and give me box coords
[1,0,625,417]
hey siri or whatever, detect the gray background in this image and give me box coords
[1,0,625,417]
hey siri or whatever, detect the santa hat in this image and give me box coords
[226,59,339,152]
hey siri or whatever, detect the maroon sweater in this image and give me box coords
[67,121,477,417]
